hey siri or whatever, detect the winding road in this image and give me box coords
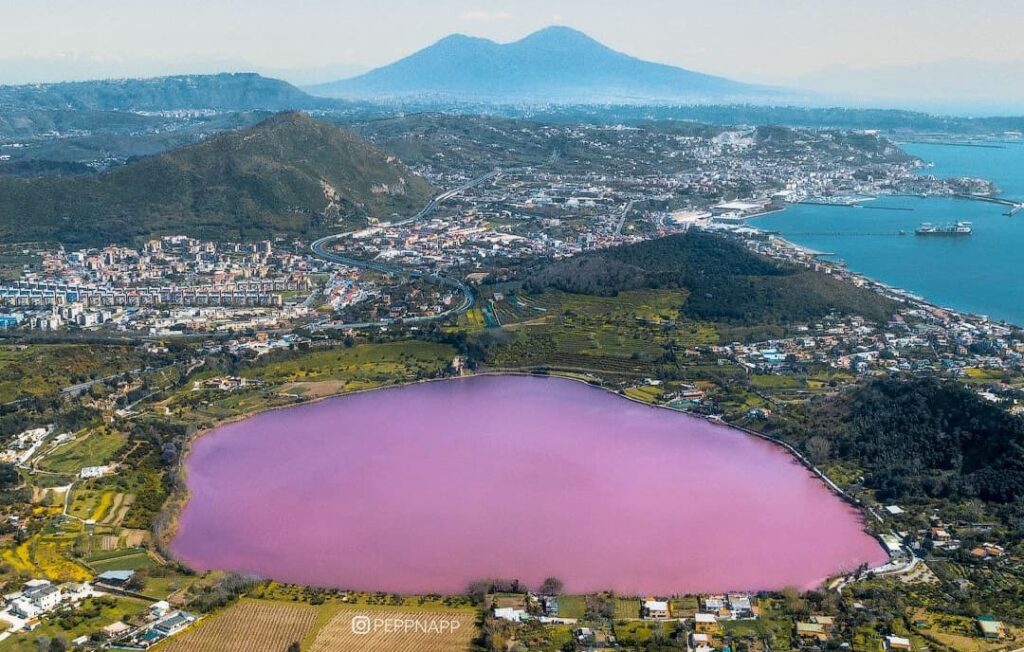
[309,170,499,330]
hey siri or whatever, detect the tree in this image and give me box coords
[780,587,808,617]
[287,644,300,652]
[126,568,149,592]
[806,436,831,466]
[538,577,564,595]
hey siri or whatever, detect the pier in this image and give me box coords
[795,200,913,212]
[781,232,905,237]
[956,193,1024,216]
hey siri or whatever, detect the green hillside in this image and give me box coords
[773,377,1024,505]
[0,73,325,112]
[0,111,434,246]
[526,230,898,325]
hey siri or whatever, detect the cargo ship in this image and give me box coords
[915,221,973,236]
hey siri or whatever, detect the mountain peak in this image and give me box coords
[308,26,767,104]
[516,25,602,46]
[429,32,492,48]
[260,109,317,128]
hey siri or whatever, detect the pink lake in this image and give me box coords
[171,375,887,595]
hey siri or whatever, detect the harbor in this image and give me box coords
[753,193,1024,325]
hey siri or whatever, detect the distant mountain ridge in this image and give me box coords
[307,26,774,104]
[0,112,434,246]
[0,73,329,112]
[796,59,1024,114]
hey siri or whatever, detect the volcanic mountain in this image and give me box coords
[308,26,771,104]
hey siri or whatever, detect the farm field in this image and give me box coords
[669,596,699,618]
[612,597,641,620]
[484,289,720,377]
[749,374,804,390]
[625,385,664,403]
[614,620,679,646]
[38,428,126,474]
[0,533,91,582]
[30,485,67,507]
[158,599,318,652]
[85,547,155,572]
[910,609,1021,652]
[555,595,587,619]
[242,341,456,388]
[68,489,134,525]
[309,607,476,652]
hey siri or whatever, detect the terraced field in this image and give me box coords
[69,489,133,525]
[99,492,135,526]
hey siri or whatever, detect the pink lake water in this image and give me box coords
[172,375,887,595]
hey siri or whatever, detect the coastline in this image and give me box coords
[754,194,1024,329]
[769,228,1016,327]
[754,137,1023,327]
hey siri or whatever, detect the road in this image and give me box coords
[60,360,183,397]
[390,169,502,227]
[829,541,920,594]
[615,200,635,237]
[61,371,139,397]
[310,170,499,330]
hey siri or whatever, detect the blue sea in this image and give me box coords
[752,141,1024,325]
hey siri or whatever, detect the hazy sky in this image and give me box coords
[1,0,1022,85]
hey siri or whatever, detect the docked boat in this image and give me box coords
[915,221,973,236]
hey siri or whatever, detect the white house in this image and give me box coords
[643,600,669,619]
[728,594,755,619]
[15,583,62,616]
[79,465,113,479]
[150,600,171,619]
[885,635,912,651]
[703,596,726,613]
[692,632,714,652]
[494,607,528,622]
[154,611,196,636]
[10,598,40,619]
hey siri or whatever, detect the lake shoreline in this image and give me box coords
[161,371,893,594]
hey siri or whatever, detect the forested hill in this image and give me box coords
[0,73,327,112]
[526,231,897,324]
[0,112,434,246]
[776,378,1024,506]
